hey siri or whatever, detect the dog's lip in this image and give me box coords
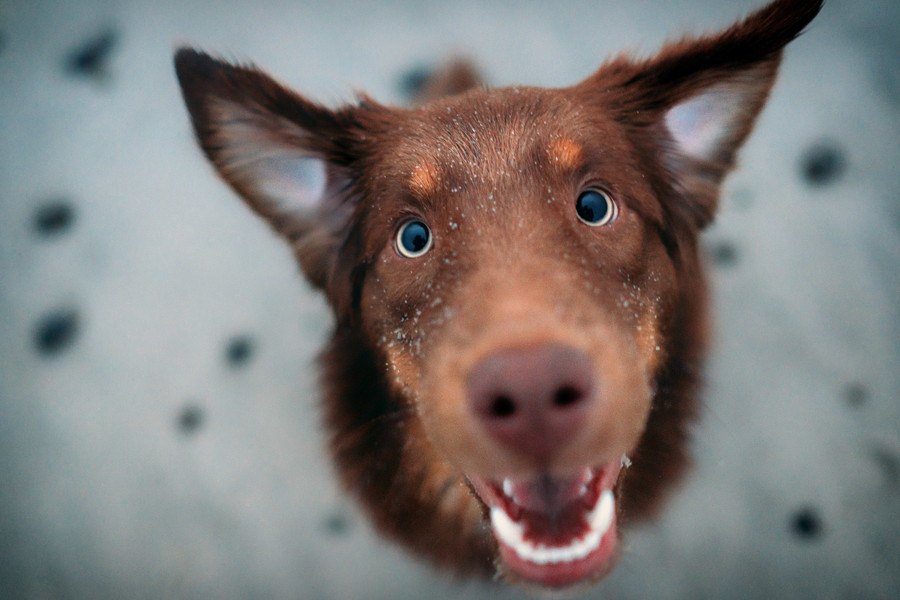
[467,457,625,589]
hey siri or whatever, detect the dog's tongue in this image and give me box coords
[503,469,594,542]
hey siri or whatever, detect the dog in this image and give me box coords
[174,0,822,590]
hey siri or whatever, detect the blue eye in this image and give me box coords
[396,220,433,258]
[575,189,616,226]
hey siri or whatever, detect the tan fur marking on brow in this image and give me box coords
[409,161,441,198]
[549,137,583,170]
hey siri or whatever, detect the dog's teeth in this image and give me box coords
[578,483,588,496]
[502,478,514,498]
[491,506,524,546]
[589,490,615,535]
[621,453,632,468]
[490,490,616,566]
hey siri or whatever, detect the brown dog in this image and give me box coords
[175,0,822,589]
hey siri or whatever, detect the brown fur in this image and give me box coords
[174,0,822,584]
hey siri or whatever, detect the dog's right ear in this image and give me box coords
[174,48,388,289]
[575,0,822,230]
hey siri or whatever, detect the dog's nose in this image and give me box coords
[467,344,595,462]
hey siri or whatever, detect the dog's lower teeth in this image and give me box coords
[490,490,615,565]
[502,478,514,498]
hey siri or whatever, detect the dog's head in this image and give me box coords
[175,0,821,589]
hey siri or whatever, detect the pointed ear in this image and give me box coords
[577,0,822,228]
[174,48,387,288]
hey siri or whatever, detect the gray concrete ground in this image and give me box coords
[1,1,898,598]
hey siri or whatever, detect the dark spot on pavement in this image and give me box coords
[323,512,351,536]
[870,445,900,487]
[843,382,868,408]
[64,28,118,79]
[178,404,204,435]
[790,507,823,541]
[34,309,80,356]
[710,240,739,267]
[34,200,75,237]
[399,64,434,99]
[225,335,255,368]
[801,141,846,187]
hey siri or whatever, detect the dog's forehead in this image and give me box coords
[386,88,592,196]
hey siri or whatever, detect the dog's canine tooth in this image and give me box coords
[590,491,614,538]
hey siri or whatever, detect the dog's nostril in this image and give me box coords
[489,395,516,418]
[553,385,582,408]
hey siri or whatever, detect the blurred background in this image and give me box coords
[1,0,898,598]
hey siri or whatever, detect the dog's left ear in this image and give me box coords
[174,49,394,292]
[577,0,822,228]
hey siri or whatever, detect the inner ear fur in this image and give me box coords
[575,0,823,228]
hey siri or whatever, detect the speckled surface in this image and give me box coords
[1,1,898,598]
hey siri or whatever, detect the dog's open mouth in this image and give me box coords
[468,457,625,588]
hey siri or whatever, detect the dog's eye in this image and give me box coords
[575,189,617,226]
[396,220,433,258]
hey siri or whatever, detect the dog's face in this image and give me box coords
[355,91,675,584]
[175,0,820,589]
